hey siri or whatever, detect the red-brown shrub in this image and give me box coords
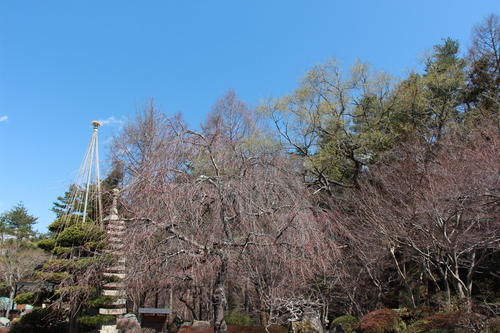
[423,311,487,332]
[358,309,403,333]
[178,325,288,333]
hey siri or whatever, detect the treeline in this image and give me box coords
[108,14,498,332]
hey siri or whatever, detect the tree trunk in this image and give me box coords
[132,297,139,314]
[244,282,250,313]
[390,246,416,309]
[454,262,466,299]
[133,292,146,314]
[5,289,15,318]
[259,310,268,327]
[443,277,452,310]
[213,251,228,333]
[198,288,204,320]
[169,288,173,310]
[179,292,197,320]
[69,302,80,333]
[463,251,477,312]
[69,315,79,333]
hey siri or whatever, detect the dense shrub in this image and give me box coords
[419,311,487,332]
[117,317,141,331]
[410,306,434,320]
[51,246,72,255]
[330,315,358,333]
[37,238,56,251]
[487,317,500,333]
[428,293,469,312]
[56,224,104,247]
[47,214,85,233]
[358,308,405,333]
[225,309,253,326]
[14,292,36,304]
[84,295,116,308]
[179,325,288,333]
[79,315,115,325]
[9,307,67,333]
[34,270,71,283]
[423,311,462,331]
[406,319,446,333]
[79,314,115,331]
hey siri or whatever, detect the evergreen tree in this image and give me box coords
[0,216,8,240]
[463,14,499,118]
[51,184,96,219]
[36,214,113,333]
[35,172,122,332]
[51,184,80,218]
[101,161,124,213]
[52,166,123,221]
[423,38,466,139]
[384,38,466,143]
[0,203,38,240]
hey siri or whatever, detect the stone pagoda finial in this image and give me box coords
[110,188,119,215]
[104,188,120,222]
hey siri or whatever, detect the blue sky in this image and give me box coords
[0,1,498,232]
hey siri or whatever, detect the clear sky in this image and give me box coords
[0,1,498,232]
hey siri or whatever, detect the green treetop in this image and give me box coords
[0,203,38,240]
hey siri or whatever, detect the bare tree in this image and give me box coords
[122,222,172,313]
[349,123,500,311]
[113,93,324,333]
[469,14,499,69]
[0,240,47,317]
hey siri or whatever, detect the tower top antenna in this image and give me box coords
[91,120,102,129]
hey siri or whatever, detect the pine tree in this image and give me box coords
[36,213,114,333]
[34,174,121,332]
[0,203,38,240]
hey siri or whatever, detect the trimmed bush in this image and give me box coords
[37,238,56,251]
[34,270,71,283]
[55,224,104,247]
[330,315,358,333]
[48,214,84,232]
[51,246,72,256]
[79,314,115,331]
[422,311,460,331]
[358,308,405,333]
[14,292,36,304]
[85,240,107,251]
[84,295,116,308]
[9,308,67,333]
[418,311,487,332]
